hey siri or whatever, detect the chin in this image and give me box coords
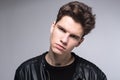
[51,48,65,55]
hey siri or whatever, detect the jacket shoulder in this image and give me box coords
[73,53,107,80]
[15,53,45,73]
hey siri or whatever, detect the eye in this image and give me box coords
[70,34,80,40]
[58,26,66,33]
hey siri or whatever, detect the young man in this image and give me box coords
[14,1,107,80]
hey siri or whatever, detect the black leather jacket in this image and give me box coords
[14,52,107,80]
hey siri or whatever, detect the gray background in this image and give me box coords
[0,0,120,80]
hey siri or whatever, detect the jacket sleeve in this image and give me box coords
[90,66,107,80]
[92,66,107,80]
[14,67,25,80]
[100,71,107,80]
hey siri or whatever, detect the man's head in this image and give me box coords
[56,1,95,37]
[49,1,95,55]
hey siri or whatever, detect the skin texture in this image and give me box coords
[46,16,84,66]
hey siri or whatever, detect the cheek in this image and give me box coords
[69,38,81,48]
[67,41,78,50]
[50,30,59,42]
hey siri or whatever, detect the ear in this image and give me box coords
[50,21,56,33]
[76,38,84,47]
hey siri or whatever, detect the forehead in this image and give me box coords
[56,16,83,36]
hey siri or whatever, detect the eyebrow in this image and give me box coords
[57,24,81,39]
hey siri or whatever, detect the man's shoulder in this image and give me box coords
[16,52,46,72]
[73,52,106,75]
[72,52,107,80]
[73,52,100,69]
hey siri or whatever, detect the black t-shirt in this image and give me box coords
[44,58,76,80]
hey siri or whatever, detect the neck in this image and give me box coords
[45,51,74,67]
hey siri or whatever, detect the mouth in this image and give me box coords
[55,43,66,51]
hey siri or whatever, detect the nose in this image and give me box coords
[60,33,69,45]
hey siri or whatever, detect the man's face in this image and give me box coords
[50,16,84,55]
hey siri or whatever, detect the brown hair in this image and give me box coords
[56,1,96,37]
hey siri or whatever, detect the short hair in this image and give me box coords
[56,1,96,37]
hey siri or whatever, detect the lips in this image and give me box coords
[55,43,66,51]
